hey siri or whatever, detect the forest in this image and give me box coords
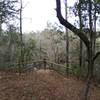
[0,0,100,100]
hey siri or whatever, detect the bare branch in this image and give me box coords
[93,51,100,61]
[56,0,90,48]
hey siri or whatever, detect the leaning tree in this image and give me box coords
[56,0,100,100]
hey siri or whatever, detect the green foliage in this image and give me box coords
[72,0,100,29]
[48,61,66,74]
[71,65,81,77]
[0,0,19,23]
[0,30,39,70]
[23,38,36,61]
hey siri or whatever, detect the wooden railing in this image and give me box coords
[46,61,66,75]
[22,60,43,72]
[0,60,43,72]
[1,59,69,75]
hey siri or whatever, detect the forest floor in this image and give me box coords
[0,69,100,100]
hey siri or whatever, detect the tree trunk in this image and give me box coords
[40,40,42,59]
[93,2,96,56]
[55,0,95,99]
[65,0,69,75]
[79,40,83,73]
[0,22,2,36]
[19,0,23,74]
[79,0,83,74]
[84,46,94,100]
[84,0,94,99]
[0,15,2,36]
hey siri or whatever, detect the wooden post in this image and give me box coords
[50,63,53,70]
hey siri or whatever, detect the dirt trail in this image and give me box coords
[0,69,100,100]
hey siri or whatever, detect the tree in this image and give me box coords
[18,0,24,73]
[0,0,19,35]
[78,0,83,73]
[0,24,20,69]
[38,22,64,62]
[56,0,100,99]
[23,38,36,63]
[7,24,19,63]
[71,0,100,77]
[46,22,64,63]
[65,0,69,75]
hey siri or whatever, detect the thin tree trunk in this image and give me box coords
[79,40,83,73]
[40,40,42,59]
[78,0,83,74]
[0,15,2,36]
[65,0,69,76]
[0,22,2,36]
[93,2,96,56]
[19,0,23,73]
[84,0,94,99]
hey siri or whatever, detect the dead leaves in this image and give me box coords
[0,69,99,100]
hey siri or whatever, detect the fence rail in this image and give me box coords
[1,59,100,83]
[0,59,73,75]
[47,61,66,75]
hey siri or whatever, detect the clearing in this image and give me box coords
[0,69,100,100]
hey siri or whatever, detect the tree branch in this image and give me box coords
[56,0,90,48]
[93,51,100,61]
